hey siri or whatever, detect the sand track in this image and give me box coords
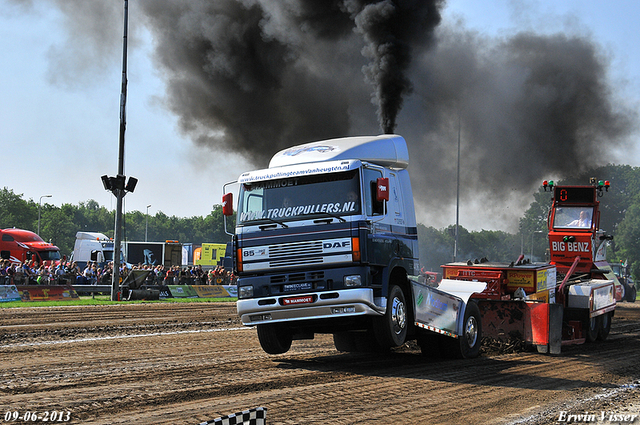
[1,302,639,424]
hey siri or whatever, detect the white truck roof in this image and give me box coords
[75,231,110,240]
[268,134,409,170]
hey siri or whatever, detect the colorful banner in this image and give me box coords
[223,285,237,298]
[0,285,22,302]
[17,285,79,301]
[192,285,231,298]
[166,285,200,298]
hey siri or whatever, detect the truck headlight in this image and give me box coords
[344,275,362,287]
[238,285,254,299]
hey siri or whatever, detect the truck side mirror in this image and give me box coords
[376,178,389,202]
[222,193,234,216]
[91,250,98,261]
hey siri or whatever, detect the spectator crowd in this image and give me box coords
[0,259,236,286]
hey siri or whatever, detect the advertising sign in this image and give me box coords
[17,285,79,301]
[412,282,462,336]
[167,285,199,298]
[192,285,231,298]
[126,242,164,266]
[0,285,21,302]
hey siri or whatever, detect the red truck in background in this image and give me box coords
[0,228,62,266]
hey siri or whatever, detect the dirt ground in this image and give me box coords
[1,301,639,425]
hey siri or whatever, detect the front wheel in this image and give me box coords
[444,301,482,359]
[373,284,408,348]
[257,324,292,355]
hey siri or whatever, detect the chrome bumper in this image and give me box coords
[237,288,386,326]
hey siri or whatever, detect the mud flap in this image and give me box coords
[527,303,563,354]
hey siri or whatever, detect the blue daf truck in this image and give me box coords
[222,134,487,358]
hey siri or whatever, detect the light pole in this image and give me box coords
[530,230,544,262]
[453,112,461,262]
[38,195,52,236]
[145,204,151,242]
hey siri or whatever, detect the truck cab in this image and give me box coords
[224,135,420,354]
[0,228,61,266]
[70,231,116,270]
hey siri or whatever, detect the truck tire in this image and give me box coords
[585,316,599,343]
[597,312,612,341]
[333,332,357,352]
[626,285,637,302]
[417,332,444,358]
[335,330,388,353]
[373,284,408,348]
[444,301,482,359]
[257,324,292,355]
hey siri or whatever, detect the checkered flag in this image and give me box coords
[199,407,267,425]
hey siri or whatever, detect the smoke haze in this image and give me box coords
[10,0,638,231]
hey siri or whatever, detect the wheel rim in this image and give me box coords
[464,316,478,347]
[390,296,407,335]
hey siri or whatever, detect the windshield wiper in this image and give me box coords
[257,217,289,229]
[313,212,346,223]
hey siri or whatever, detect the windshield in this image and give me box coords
[553,206,594,229]
[238,170,361,224]
[104,250,115,262]
[38,250,61,262]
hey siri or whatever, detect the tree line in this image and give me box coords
[2,163,639,279]
[0,190,234,258]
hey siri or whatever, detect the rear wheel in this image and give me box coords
[597,312,612,341]
[585,316,599,343]
[333,332,356,352]
[626,285,637,303]
[257,324,292,355]
[417,332,444,358]
[334,331,387,353]
[443,301,482,359]
[373,284,408,348]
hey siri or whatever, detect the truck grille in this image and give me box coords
[270,271,325,284]
[268,241,323,258]
[241,237,352,272]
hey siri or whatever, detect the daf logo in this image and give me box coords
[324,241,350,249]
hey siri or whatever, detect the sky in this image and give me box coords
[1,0,638,233]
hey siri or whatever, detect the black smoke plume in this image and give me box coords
[137,0,443,159]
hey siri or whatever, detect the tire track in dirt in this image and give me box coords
[0,302,638,424]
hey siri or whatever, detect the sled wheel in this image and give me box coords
[597,312,612,341]
[585,316,599,343]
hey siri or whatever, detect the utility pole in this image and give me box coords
[38,194,52,236]
[145,204,151,242]
[453,113,461,262]
[102,0,137,301]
